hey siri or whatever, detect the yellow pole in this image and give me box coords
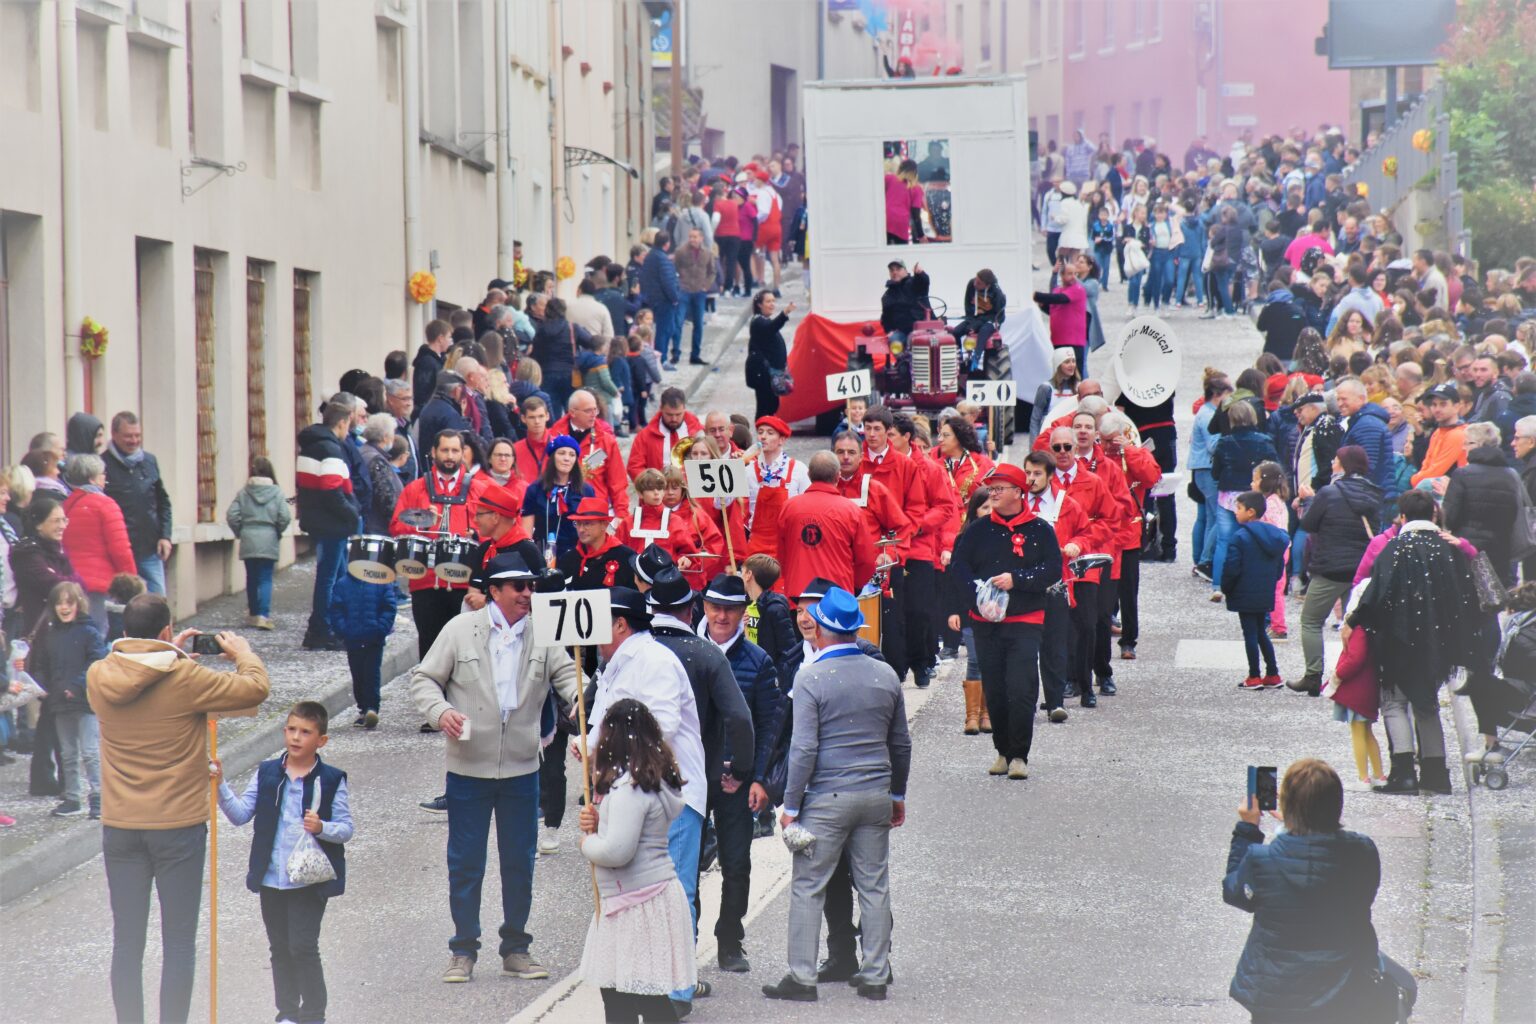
[721,499,738,575]
[207,718,219,1024]
[573,658,600,913]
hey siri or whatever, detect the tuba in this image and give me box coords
[671,435,698,467]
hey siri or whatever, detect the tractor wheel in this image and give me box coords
[982,345,1016,447]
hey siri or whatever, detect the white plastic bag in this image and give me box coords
[973,578,1009,623]
[0,640,45,715]
[285,783,337,887]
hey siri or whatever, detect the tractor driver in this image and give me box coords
[879,260,931,345]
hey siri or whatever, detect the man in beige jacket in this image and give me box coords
[88,593,270,1024]
[409,550,579,984]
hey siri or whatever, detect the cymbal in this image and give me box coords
[875,538,902,547]
[398,508,436,528]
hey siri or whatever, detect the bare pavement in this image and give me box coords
[2,262,1530,1023]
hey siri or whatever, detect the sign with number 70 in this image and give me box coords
[532,590,613,647]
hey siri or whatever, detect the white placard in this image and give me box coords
[1114,315,1181,408]
[685,458,751,499]
[825,369,872,401]
[965,380,1017,406]
[532,589,613,647]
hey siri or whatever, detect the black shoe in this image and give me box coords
[420,795,449,813]
[856,982,888,1000]
[689,357,708,366]
[1098,678,1117,696]
[1063,682,1081,700]
[762,975,818,1001]
[1418,756,1453,795]
[1080,691,1098,708]
[718,950,750,973]
[816,956,858,983]
[301,632,345,651]
[51,800,86,818]
[671,999,692,1019]
[752,815,776,840]
[1373,754,1420,795]
[88,793,101,820]
[913,668,931,689]
[1192,563,1213,583]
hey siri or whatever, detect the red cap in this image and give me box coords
[567,496,614,522]
[1264,373,1290,412]
[755,415,792,438]
[475,484,522,519]
[982,464,1029,490]
[753,169,770,182]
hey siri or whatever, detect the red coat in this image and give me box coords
[61,489,136,592]
[389,470,491,592]
[1330,622,1379,721]
[512,430,550,483]
[1026,487,1093,606]
[1048,465,1119,585]
[626,411,703,480]
[613,501,720,588]
[1114,444,1164,549]
[1081,447,1136,578]
[550,415,628,512]
[777,482,878,601]
[906,445,958,564]
[835,472,913,557]
[694,496,749,568]
[932,450,994,553]
[861,447,924,564]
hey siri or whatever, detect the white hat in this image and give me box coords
[1058,180,1078,196]
[1052,347,1078,370]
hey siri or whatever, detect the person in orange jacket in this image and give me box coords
[1409,383,1469,488]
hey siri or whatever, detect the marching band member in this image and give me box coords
[548,389,628,512]
[614,469,713,585]
[682,436,750,563]
[745,416,809,563]
[519,435,594,566]
[1097,412,1164,662]
[1045,426,1120,708]
[555,497,637,592]
[626,387,703,480]
[891,416,957,689]
[832,432,913,557]
[662,468,728,591]
[465,484,544,611]
[860,406,927,683]
[702,410,747,457]
[511,396,552,483]
[1020,451,1100,722]
[933,415,994,660]
[1071,411,1138,697]
[776,452,878,601]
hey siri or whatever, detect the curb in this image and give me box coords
[0,636,418,907]
[1451,691,1504,1024]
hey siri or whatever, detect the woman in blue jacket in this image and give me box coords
[1224,757,1415,1023]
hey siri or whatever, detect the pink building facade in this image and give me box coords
[1055,0,1352,160]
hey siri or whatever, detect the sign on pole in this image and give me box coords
[825,369,872,401]
[684,458,752,499]
[531,590,613,648]
[966,380,1017,407]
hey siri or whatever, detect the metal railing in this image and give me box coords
[1342,81,1469,256]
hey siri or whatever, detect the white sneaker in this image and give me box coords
[537,828,560,855]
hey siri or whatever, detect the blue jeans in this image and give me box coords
[652,302,681,363]
[306,537,348,638]
[682,292,707,361]
[347,641,384,714]
[136,553,166,595]
[1239,611,1278,678]
[445,770,539,959]
[667,805,704,1002]
[1093,243,1116,284]
[1210,503,1238,593]
[245,558,275,617]
[1127,271,1146,308]
[1147,249,1173,308]
[1174,254,1205,304]
[1192,469,1219,566]
[1213,266,1236,313]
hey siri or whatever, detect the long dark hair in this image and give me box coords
[963,487,991,525]
[593,699,686,796]
[942,415,983,455]
[540,444,585,491]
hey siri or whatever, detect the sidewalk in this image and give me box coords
[0,280,763,907]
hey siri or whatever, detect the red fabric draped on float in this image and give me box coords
[776,314,891,424]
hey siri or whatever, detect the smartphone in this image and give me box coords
[1248,765,1278,812]
[191,633,224,657]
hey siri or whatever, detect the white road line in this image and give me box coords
[507,670,943,1024]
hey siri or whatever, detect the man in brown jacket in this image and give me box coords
[674,227,721,366]
[88,593,270,1024]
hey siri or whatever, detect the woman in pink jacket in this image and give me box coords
[60,453,137,630]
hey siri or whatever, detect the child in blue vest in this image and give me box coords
[213,701,353,1024]
[327,564,399,730]
[1221,491,1291,690]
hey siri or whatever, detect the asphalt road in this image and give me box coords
[0,258,1482,1023]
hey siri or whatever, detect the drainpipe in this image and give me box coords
[401,0,425,349]
[549,0,564,277]
[58,0,85,413]
[494,0,514,280]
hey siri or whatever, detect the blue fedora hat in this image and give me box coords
[807,586,865,634]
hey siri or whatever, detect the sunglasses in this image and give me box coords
[496,580,535,592]
[1050,443,1075,453]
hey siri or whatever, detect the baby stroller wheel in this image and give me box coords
[1483,768,1508,791]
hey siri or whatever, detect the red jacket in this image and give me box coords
[613,501,720,588]
[905,444,958,564]
[512,430,550,484]
[778,482,878,601]
[1048,464,1119,585]
[835,472,913,557]
[550,416,628,512]
[694,496,749,567]
[61,489,136,592]
[932,450,994,553]
[861,446,924,564]
[1114,444,1164,549]
[626,411,703,480]
[1025,487,1093,606]
[389,469,491,592]
[1031,413,1078,451]
[1080,447,1136,577]
[1330,621,1379,721]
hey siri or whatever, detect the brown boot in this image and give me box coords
[978,692,993,734]
[962,679,982,735]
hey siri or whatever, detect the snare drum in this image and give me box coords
[434,536,477,585]
[347,535,397,584]
[394,535,438,580]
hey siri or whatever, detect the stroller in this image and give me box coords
[1470,607,1536,791]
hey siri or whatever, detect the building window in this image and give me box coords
[1,1,43,113]
[1070,1,1084,56]
[1028,0,1041,60]
[246,260,269,461]
[1048,0,1059,57]
[194,249,218,524]
[293,270,316,441]
[1149,0,1164,41]
[1131,0,1145,41]
[1150,97,1162,142]
[1101,1,1115,49]
[290,98,321,189]
[980,0,992,63]
[1131,100,1143,138]
[79,23,110,130]
[129,43,172,148]
[289,0,319,80]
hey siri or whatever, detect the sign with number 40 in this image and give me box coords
[825,369,872,401]
[532,590,613,647]
[966,380,1016,406]
[684,458,751,499]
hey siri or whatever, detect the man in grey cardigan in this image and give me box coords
[409,551,579,985]
[763,587,912,1004]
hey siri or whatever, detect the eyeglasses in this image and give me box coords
[1050,443,1075,453]
[472,508,498,518]
[498,580,535,593]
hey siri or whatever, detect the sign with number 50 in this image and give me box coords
[966,380,1016,406]
[684,458,751,499]
[532,590,613,647]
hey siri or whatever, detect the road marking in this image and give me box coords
[507,672,942,1024]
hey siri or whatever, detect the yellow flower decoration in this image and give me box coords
[80,316,109,360]
[1381,156,1398,178]
[1356,182,1369,199]
[555,256,577,281]
[1411,129,1434,154]
[408,270,437,304]
[513,260,529,288]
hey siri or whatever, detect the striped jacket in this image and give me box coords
[295,424,361,539]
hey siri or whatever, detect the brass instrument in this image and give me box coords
[671,435,698,467]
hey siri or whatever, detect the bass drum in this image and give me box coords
[982,343,1016,447]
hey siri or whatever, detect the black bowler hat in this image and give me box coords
[796,577,838,602]
[485,551,537,581]
[609,587,653,628]
[645,567,694,610]
[703,574,748,606]
[633,544,676,585]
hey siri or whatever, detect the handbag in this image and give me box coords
[1209,246,1232,272]
[770,369,795,396]
[1508,471,1536,560]
[1469,551,1508,613]
[285,782,337,887]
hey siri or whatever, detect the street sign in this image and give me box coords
[966,380,1016,406]
[684,458,751,499]
[825,369,872,401]
[532,590,613,647]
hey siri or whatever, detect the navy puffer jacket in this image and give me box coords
[1212,428,1279,492]
[1342,404,1397,502]
[1224,822,1381,1021]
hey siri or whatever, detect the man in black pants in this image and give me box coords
[947,464,1061,780]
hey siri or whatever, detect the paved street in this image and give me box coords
[0,258,1515,1023]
